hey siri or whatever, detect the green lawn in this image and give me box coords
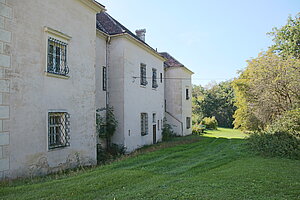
[204,127,248,139]
[1,129,299,199]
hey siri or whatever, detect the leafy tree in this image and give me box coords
[232,52,300,131]
[192,81,236,128]
[268,13,300,59]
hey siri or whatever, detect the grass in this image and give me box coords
[204,127,248,139]
[0,129,299,199]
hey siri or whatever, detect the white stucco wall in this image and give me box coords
[165,67,192,136]
[122,38,164,152]
[4,0,101,179]
[107,36,164,152]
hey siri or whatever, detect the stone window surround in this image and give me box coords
[44,27,71,79]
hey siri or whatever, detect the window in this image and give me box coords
[48,112,70,149]
[160,73,163,83]
[152,113,156,123]
[47,37,69,76]
[186,88,190,100]
[141,113,148,136]
[158,120,160,130]
[152,68,158,88]
[186,117,191,129]
[103,66,107,91]
[140,64,147,86]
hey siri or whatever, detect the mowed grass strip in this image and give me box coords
[0,129,299,200]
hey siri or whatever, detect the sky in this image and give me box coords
[97,0,299,86]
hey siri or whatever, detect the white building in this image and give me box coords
[160,52,194,136]
[96,12,166,152]
[0,0,105,179]
[0,1,194,180]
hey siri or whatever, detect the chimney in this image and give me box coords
[135,29,146,42]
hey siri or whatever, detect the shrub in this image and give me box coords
[200,116,218,130]
[267,108,300,137]
[192,124,205,135]
[97,143,126,165]
[247,132,300,159]
[162,119,175,141]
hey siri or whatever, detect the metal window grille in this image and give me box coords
[152,68,158,88]
[48,112,70,149]
[47,37,69,76]
[141,113,148,136]
[186,117,191,129]
[186,89,190,100]
[140,64,147,86]
[103,66,107,91]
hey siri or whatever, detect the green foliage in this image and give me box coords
[268,13,300,59]
[96,106,118,149]
[162,119,175,141]
[247,132,300,159]
[200,116,218,130]
[192,124,205,135]
[97,143,126,165]
[267,108,300,137]
[232,52,300,131]
[192,81,236,128]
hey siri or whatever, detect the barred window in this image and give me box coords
[103,66,107,91]
[186,88,190,100]
[47,37,69,76]
[48,112,70,149]
[186,117,191,129]
[140,64,147,86]
[152,68,158,88]
[141,113,148,136]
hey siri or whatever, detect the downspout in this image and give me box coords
[165,111,183,136]
[105,35,111,108]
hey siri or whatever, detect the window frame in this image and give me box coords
[48,111,70,150]
[141,113,148,136]
[152,68,158,89]
[44,27,71,78]
[103,66,107,91]
[140,64,147,86]
[186,117,191,129]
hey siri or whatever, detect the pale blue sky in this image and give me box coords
[98,0,299,86]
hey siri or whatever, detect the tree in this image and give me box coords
[268,13,300,59]
[192,81,236,128]
[232,52,300,131]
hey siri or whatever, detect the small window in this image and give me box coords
[186,117,191,129]
[152,68,158,88]
[186,88,190,100]
[152,113,156,123]
[48,112,70,149]
[103,66,107,91]
[158,120,160,130]
[140,64,147,86]
[47,37,69,76]
[164,99,167,112]
[160,73,163,83]
[141,113,148,136]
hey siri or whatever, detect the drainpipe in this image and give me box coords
[105,35,111,109]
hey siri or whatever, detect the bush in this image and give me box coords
[97,143,126,165]
[162,120,175,141]
[201,116,218,130]
[192,124,205,135]
[267,108,300,137]
[247,132,300,159]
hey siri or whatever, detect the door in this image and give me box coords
[153,124,157,144]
